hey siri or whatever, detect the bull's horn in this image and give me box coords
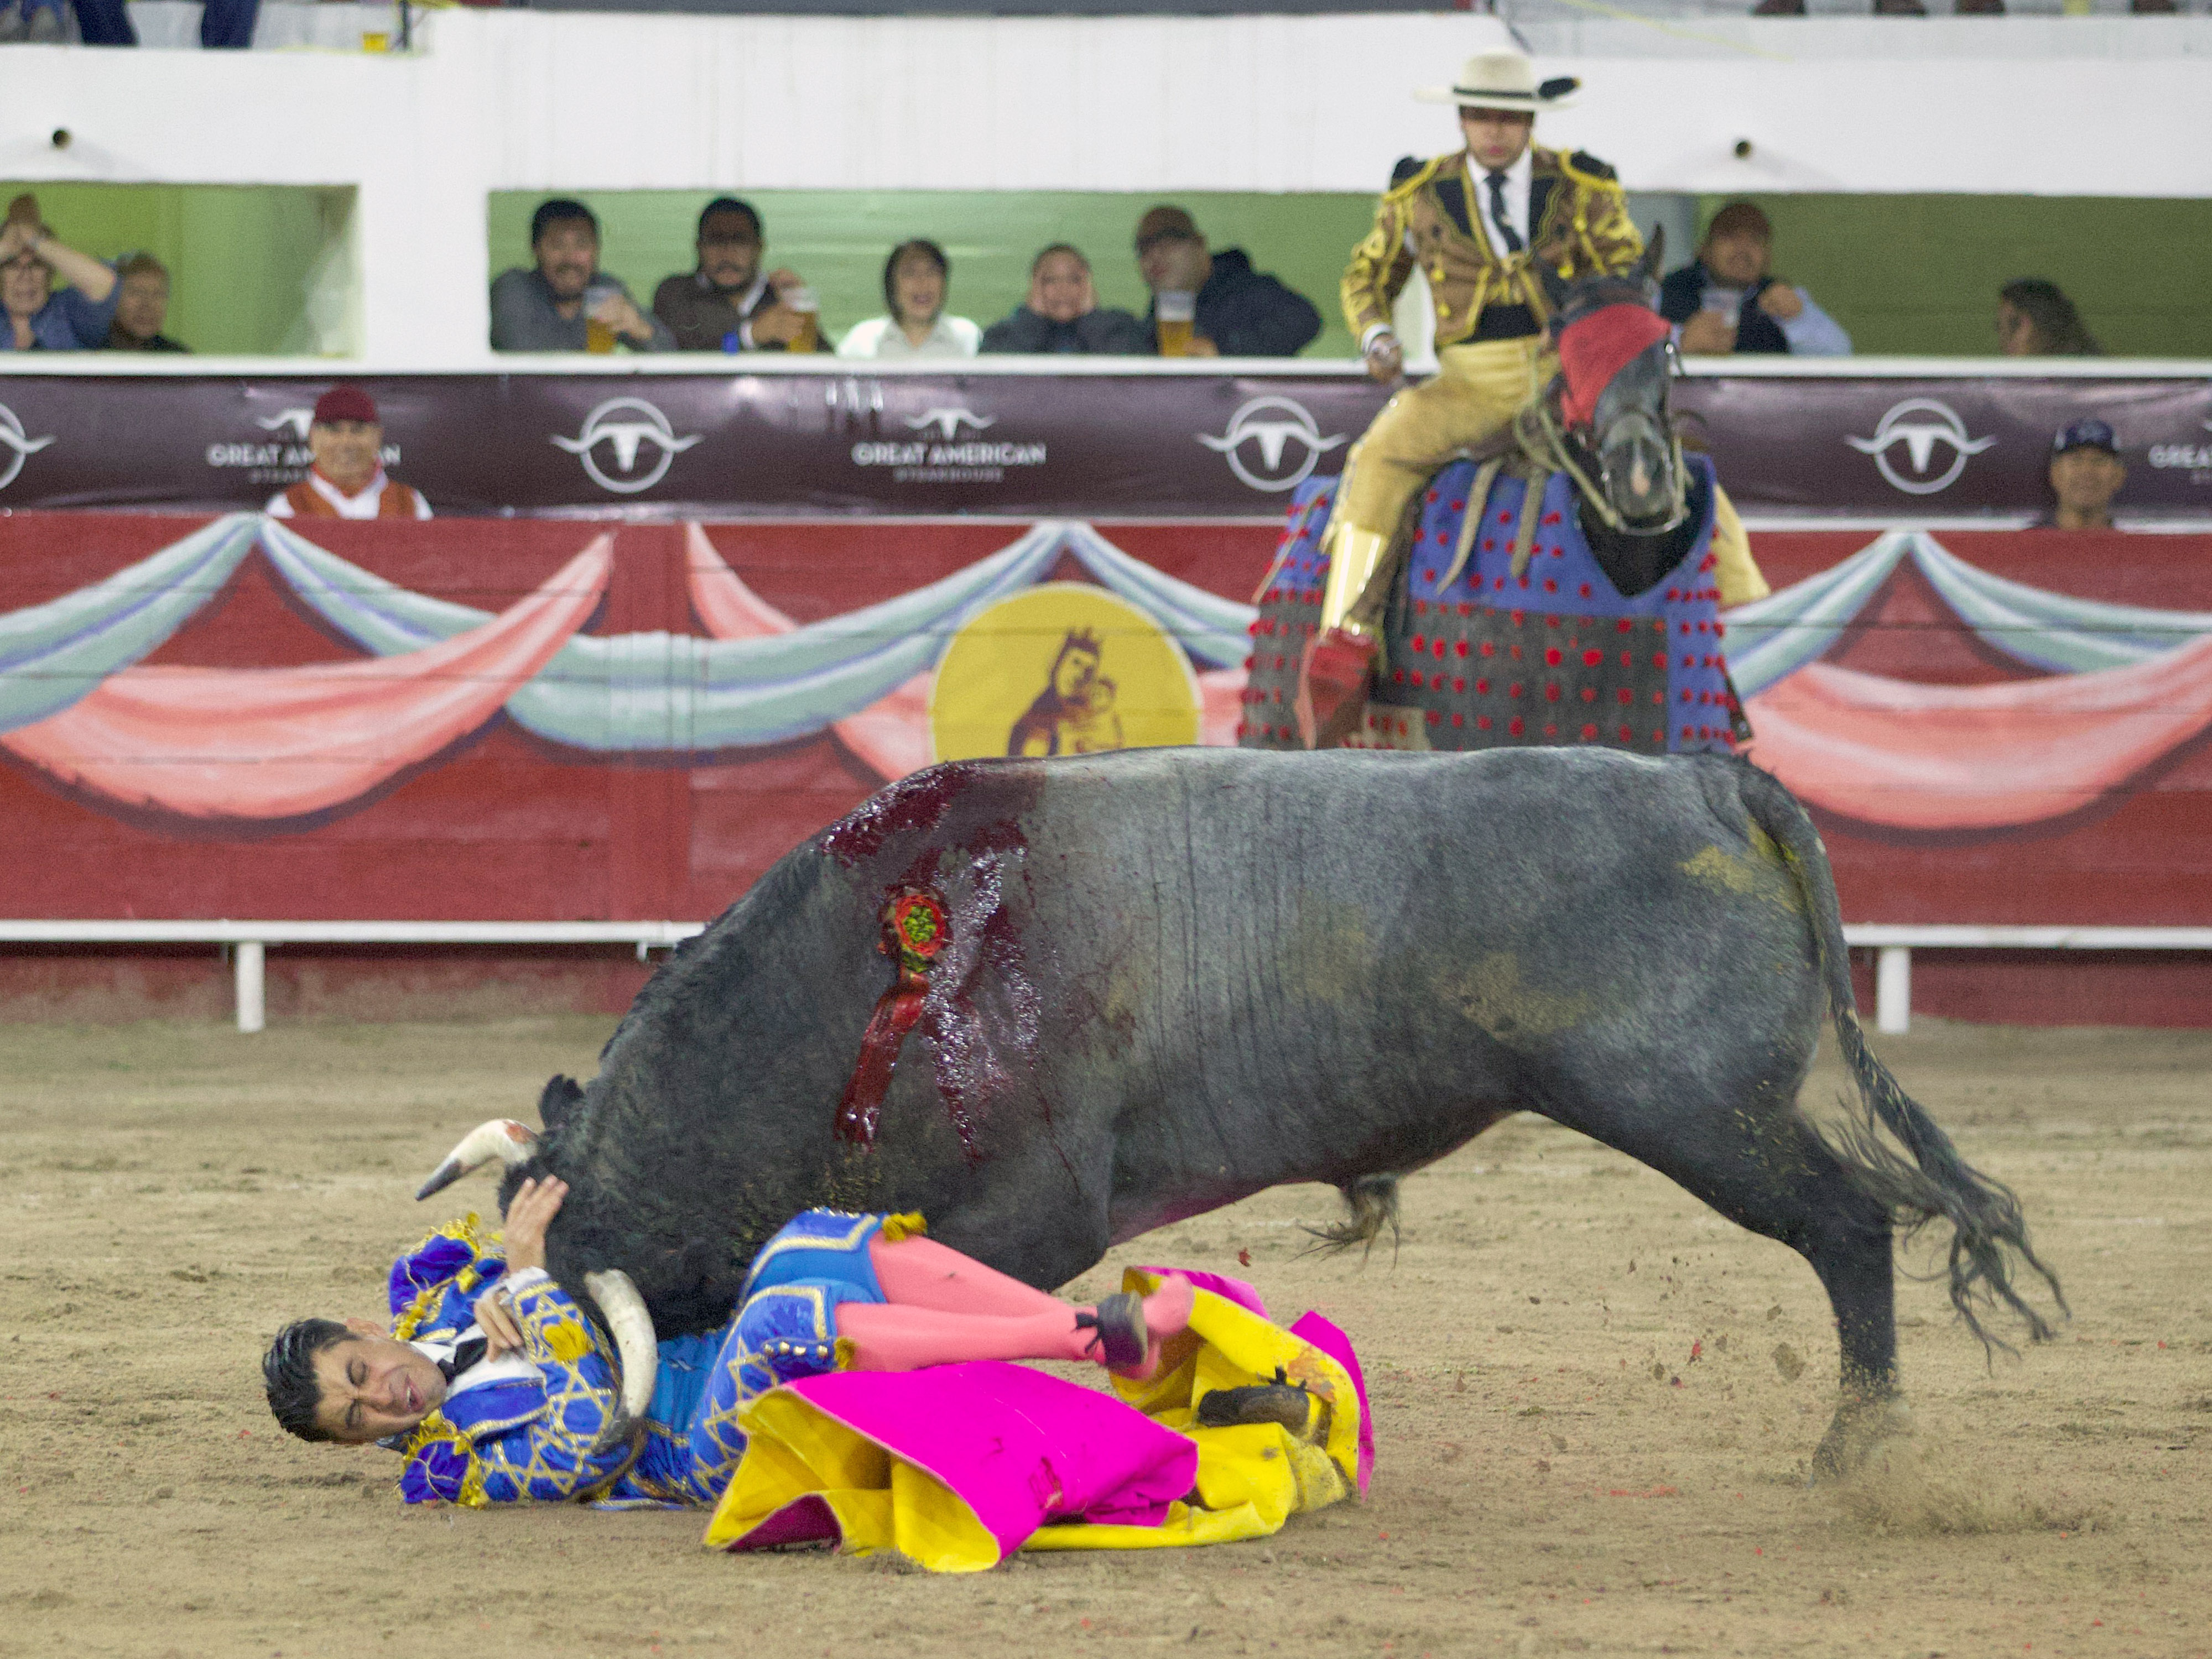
[583,1269,658,1452]
[414,1118,539,1201]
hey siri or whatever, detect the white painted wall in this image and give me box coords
[3,11,2205,363]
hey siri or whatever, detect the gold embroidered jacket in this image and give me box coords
[1341,145,1642,350]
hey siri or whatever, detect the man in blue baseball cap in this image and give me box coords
[2038,418,2126,530]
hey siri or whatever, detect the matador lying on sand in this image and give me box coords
[263,1180,1371,1571]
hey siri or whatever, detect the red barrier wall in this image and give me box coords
[2,513,2206,1025]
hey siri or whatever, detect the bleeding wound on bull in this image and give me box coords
[832,889,950,1149]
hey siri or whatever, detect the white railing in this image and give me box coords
[1844,926,2212,1036]
[1,919,2206,1035]
[0,920,706,1033]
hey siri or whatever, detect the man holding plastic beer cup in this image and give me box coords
[1133,206,1320,359]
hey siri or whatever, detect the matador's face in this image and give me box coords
[1459,108,1534,174]
[311,1323,447,1444]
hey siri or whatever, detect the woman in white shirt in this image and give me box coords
[838,239,982,360]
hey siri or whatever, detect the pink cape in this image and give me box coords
[714,1361,1199,1558]
[715,1276,1371,1563]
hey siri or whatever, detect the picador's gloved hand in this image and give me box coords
[1296,627,1379,750]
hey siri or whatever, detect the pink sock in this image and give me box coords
[835,1303,1088,1372]
[1143,1272,1196,1346]
[868,1234,1070,1318]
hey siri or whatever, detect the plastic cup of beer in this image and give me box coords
[1155,290,1197,357]
[785,286,821,353]
[584,279,620,354]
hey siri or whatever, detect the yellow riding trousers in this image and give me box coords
[1320,336,1768,632]
[1323,337,1552,632]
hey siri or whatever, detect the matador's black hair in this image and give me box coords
[263,1318,351,1443]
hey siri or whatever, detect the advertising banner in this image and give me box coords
[1,368,2207,519]
[1,509,2208,1023]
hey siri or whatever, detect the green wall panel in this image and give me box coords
[487,190,1378,357]
[494,188,2212,362]
[12,183,2205,361]
[0,182,354,356]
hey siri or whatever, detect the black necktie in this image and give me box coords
[437,1334,488,1383]
[1485,170,1524,255]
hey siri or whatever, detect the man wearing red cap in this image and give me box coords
[265,385,431,521]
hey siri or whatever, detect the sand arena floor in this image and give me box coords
[0,1016,2206,1659]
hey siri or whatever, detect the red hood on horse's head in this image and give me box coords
[1539,229,1687,536]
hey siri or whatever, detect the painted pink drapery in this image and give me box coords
[1744,633,2212,831]
[685,527,1251,776]
[2,540,611,821]
[686,525,937,781]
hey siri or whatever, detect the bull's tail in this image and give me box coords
[1735,763,2067,1356]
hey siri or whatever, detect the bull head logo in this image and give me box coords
[1845,398,1998,497]
[551,397,704,495]
[904,407,996,442]
[255,408,316,441]
[0,402,57,492]
[1199,395,1347,493]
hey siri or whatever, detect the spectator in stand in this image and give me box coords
[839,239,981,360]
[105,254,189,352]
[0,0,66,41]
[1130,207,1320,358]
[1997,278,2101,357]
[0,194,119,352]
[67,0,258,47]
[264,385,431,521]
[981,245,1148,356]
[490,200,673,354]
[652,198,822,353]
[2034,418,2127,531]
[1662,201,1850,357]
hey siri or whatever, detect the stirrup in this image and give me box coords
[1074,1292,1149,1371]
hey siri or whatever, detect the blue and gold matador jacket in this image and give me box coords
[386,1209,917,1507]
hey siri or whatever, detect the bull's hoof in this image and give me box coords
[1198,1382,1312,1431]
[1810,1394,1912,1481]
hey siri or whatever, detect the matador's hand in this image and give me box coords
[501,1176,567,1273]
[1363,331,1404,382]
[478,1284,527,1359]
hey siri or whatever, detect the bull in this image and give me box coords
[422,747,2061,1473]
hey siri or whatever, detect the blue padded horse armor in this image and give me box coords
[1238,455,1740,757]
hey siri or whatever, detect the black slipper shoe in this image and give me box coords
[1074,1292,1149,1371]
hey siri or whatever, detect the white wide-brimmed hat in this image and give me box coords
[1416,48,1580,112]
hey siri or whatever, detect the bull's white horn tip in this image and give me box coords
[413,1117,543,1202]
[414,1159,465,1202]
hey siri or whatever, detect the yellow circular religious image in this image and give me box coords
[929,583,1201,763]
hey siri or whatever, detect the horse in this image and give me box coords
[1240,239,1750,758]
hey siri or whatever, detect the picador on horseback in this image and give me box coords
[1243,46,1771,754]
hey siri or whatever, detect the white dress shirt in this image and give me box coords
[407,1267,549,1397]
[1470,148,1534,263]
[837,314,983,360]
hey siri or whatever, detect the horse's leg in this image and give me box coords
[1539,1074,1904,1478]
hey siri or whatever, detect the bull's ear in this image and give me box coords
[538,1073,583,1133]
[1636,224,1666,287]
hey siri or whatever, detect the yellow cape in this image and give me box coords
[701,1269,1364,1572]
